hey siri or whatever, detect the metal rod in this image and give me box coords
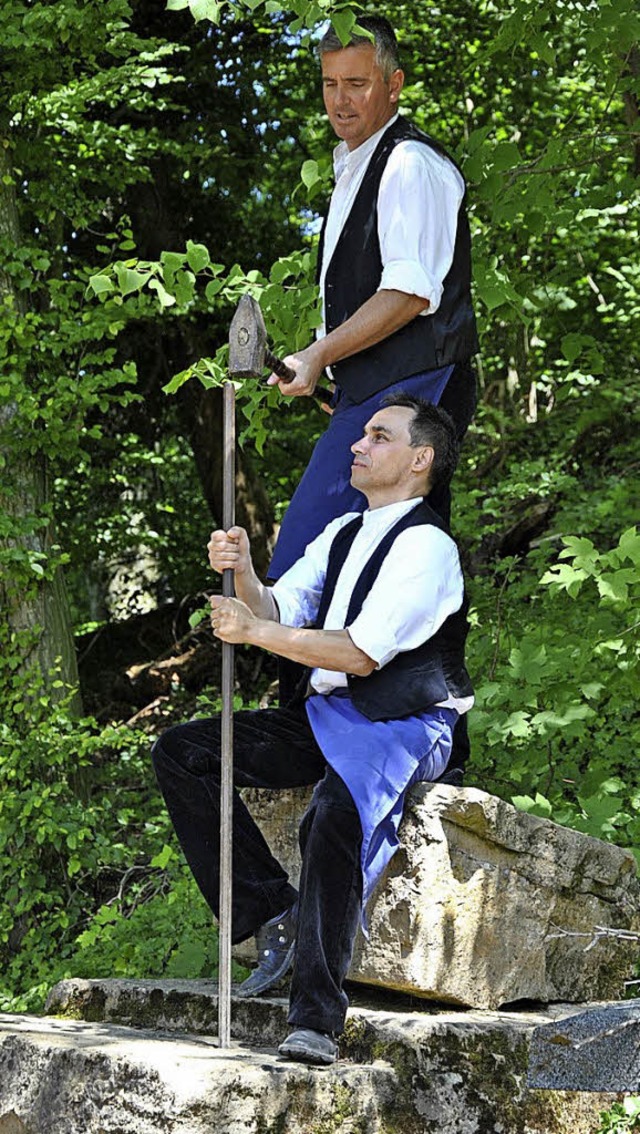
[218,380,236,1049]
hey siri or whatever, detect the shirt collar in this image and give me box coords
[333,114,399,182]
[361,496,422,532]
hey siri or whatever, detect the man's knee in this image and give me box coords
[151,719,221,777]
[299,768,360,855]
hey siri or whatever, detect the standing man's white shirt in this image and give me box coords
[318,115,465,338]
[272,497,473,714]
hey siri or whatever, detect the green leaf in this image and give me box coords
[540,563,587,597]
[115,266,152,297]
[618,527,640,566]
[166,0,189,8]
[300,159,320,190]
[161,251,187,280]
[151,844,175,869]
[163,368,191,393]
[596,568,637,603]
[148,279,177,308]
[186,241,210,273]
[189,0,220,21]
[270,260,294,284]
[173,269,196,307]
[88,274,114,296]
[512,794,536,812]
[491,141,521,173]
[205,279,224,303]
[503,711,532,739]
[332,10,357,45]
[561,333,593,364]
[188,606,210,629]
[466,125,493,155]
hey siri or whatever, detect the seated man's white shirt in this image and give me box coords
[317,114,465,343]
[272,498,473,713]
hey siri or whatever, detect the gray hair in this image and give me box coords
[317,15,400,81]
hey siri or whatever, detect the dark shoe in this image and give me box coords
[278,1028,337,1066]
[435,766,464,787]
[235,905,296,999]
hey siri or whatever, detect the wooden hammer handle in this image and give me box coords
[265,347,296,384]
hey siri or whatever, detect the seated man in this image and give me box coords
[151,393,473,1066]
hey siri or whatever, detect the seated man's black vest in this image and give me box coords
[318,118,479,404]
[307,498,473,722]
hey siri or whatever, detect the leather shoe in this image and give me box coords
[234,905,296,999]
[278,1028,337,1065]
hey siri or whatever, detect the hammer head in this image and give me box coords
[228,294,267,379]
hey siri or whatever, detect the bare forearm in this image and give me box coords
[268,289,429,398]
[247,621,375,676]
[316,289,429,370]
[234,570,279,623]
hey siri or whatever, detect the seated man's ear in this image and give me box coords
[412,445,435,476]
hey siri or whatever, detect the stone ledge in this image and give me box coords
[2,986,626,1134]
[236,783,640,1009]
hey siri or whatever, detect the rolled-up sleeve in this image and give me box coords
[377,142,465,314]
[347,526,464,668]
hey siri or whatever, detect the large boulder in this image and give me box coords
[237,783,640,1009]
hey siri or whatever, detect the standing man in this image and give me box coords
[267,14,478,579]
[152,396,473,1065]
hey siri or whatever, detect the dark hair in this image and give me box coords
[381,392,460,488]
[317,15,400,80]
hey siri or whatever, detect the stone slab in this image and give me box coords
[528,999,640,1091]
[0,1012,396,1134]
[237,783,640,1009]
[1,984,626,1133]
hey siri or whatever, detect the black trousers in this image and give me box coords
[151,702,363,1035]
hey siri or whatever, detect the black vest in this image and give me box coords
[318,118,479,404]
[308,499,473,722]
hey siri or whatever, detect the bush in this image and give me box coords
[467,527,640,854]
[0,697,167,1010]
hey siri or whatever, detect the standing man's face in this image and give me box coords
[321,44,404,152]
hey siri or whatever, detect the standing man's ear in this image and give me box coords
[388,68,404,103]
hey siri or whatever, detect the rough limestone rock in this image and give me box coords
[1,984,624,1133]
[237,783,640,1009]
[528,999,640,1091]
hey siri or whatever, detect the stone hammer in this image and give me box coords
[229,293,333,404]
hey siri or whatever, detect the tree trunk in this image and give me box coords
[178,384,275,580]
[0,140,82,713]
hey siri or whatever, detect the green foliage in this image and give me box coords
[0,686,165,1009]
[597,1098,640,1134]
[61,862,246,986]
[467,528,640,850]
[87,246,322,450]
[54,427,211,624]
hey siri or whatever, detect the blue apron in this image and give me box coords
[305,693,457,931]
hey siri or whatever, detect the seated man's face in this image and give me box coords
[350,406,430,499]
